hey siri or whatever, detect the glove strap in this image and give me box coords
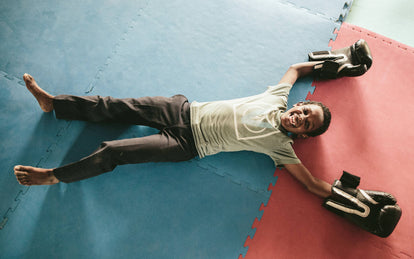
[340,171,360,188]
[314,61,339,79]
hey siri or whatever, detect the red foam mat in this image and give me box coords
[244,23,414,259]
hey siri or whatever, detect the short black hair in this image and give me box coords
[304,101,331,137]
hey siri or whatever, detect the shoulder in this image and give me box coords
[262,133,300,166]
[266,83,293,96]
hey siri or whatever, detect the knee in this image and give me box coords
[100,141,119,154]
[98,141,117,160]
[93,141,124,171]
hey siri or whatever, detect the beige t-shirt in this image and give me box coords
[190,83,300,166]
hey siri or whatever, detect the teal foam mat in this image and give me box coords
[0,0,352,258]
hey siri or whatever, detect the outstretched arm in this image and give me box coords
[284,163,331,198]
[278,62,319,85]
[285,165,402,237]
[280,63,332,198]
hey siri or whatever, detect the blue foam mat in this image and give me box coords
[285,0,352,21]
[82,0,333,194]
[0,0,149,95]
[0,0,351,258]
[0,75,67,222]
[2,163,267,258]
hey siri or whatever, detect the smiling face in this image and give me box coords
[280,102,324,138]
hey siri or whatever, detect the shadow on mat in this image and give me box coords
[21,120,276,258]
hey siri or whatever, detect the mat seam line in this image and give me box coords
[85,0,150,94]
[302,22,412,259]
[240,1,353,255]
[1,0,150,229]
[193,160,276,196]
[0,72,33,230]
[276,0,352,23]
[345,23,414,54]
[0,71,72,230]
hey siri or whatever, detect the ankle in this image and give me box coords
[49,170,59,184]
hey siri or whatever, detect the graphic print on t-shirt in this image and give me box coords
[233,103,278,141]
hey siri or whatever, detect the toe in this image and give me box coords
[16,175,27,182]
[17,176,31,185]
[16,176,25,185]
[14,170,27,176]
[18,165,32,171]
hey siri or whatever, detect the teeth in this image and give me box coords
[290,115,296,127]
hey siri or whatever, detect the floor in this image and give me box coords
[347,0,414,47]
[0,0,413,258]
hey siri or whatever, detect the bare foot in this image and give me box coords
[14,165,59,186]
[23,74,54,112]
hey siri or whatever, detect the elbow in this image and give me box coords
[288,64,300,76]
[290,63,313,78]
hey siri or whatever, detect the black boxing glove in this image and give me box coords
[323,171,402,238]
[308,39,372,79]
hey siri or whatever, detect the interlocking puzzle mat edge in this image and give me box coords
[243,22,414,259]
[0,1,352,258]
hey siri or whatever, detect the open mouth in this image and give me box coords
[289,113,298,128]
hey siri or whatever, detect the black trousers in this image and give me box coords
[52,94,198,183]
